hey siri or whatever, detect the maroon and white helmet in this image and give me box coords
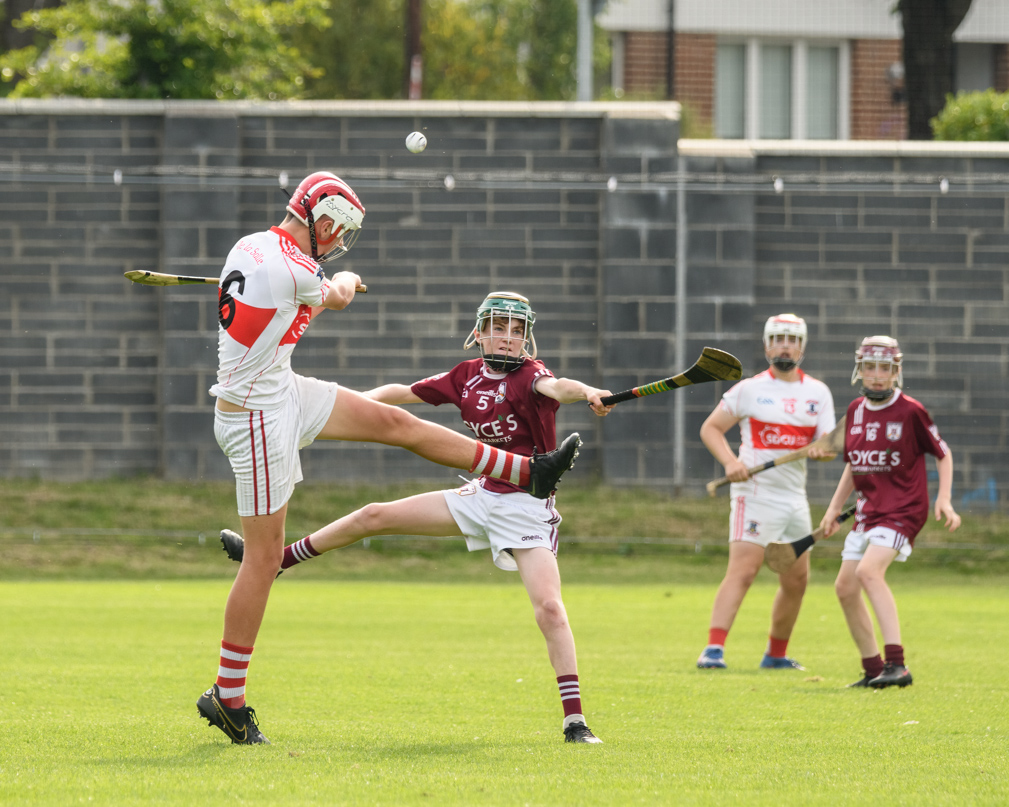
[286,171,365,263]
[852,335,903,396]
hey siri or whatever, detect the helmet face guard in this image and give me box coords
[763,313,807,372]
[286,172,365,264]
[463,291,537,373]
[852,335,903,400]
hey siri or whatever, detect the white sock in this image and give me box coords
[563,713,586,729]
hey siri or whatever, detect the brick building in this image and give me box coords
[599,0,1009,140]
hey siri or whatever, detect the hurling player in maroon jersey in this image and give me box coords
[820,336,960,689]
[221,292,614,743]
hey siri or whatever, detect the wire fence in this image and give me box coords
[5,158,1009,195]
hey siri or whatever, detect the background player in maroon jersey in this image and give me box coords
[222,291,613,743]
[820,336,960,689]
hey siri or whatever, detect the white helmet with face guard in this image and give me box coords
[852,335,903,400]
[286,171,365,264]
[463,291,537,373]
[763,313,807,371]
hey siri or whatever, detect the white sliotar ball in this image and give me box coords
[405,131,427,153]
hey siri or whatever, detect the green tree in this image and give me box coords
[298,0,605,102]
[0,0,329,99]
[295,0,403,100]
[425,0,580,101]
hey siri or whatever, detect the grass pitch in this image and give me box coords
[1,578,1007,806]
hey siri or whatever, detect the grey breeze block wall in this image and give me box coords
[1,100,1007,507]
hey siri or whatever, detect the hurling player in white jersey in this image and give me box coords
[697,314,836,671]
[217,292,613,744]
[197,176,583,746]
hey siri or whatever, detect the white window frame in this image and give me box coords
[727,38,850,140]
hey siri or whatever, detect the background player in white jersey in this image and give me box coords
[820,336,960,689]
[220,292,612,744]
[197,176,582,745]
[697,314,836,671]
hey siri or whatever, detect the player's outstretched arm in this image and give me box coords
[820,463,855,538]
[535,377,614,416]
[363,384,424,406]
[934,452,962,532]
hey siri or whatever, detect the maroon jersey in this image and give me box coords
[844,390,949,543]
[411,358,560,493]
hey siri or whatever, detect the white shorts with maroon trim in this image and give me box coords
[443,481,561,572]
[729,495,812,548]
[214,374,338,517]
[841,525,913,563]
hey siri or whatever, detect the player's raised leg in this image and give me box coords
[222,491,464,568]
[513,547,601,744]
[697,541,763,668]
[317,387,580,499]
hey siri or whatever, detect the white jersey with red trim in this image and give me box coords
[720,369,836,501]
[210,227,331,410]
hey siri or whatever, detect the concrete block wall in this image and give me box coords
[680,140,1009,502]
[1,101,1007,507]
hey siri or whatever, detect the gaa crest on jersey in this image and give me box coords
[783,398,796,414]
[865,421,880,441]
[886,422,903,441]
[805,400,819,415]
[494,381,508,404]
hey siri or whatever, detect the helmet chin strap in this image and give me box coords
[483,353,526,373]
[770,357,798,371]
[861,385,895,401]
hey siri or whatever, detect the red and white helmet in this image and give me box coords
[852,335,903,398]
[763,313,807,370]
[286,171,365,263]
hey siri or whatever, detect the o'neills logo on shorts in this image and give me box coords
[750,419,816,450]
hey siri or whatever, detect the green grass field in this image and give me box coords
[1,578,1007,806]
[2,481,1008,804]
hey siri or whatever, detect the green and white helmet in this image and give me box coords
[463,291,537,372]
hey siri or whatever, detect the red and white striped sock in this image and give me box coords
[282,535,320,570]
[216,640,253,709]
[558,674,585,728]
[470,443,530,487]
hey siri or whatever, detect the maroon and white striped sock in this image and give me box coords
[470,443,530,487]
[557,674,585,728]
[282,535,321,570]
[216,640,253,709]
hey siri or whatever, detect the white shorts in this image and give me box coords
[729,495,812,549]
[214,374,338,517]
[841,525,913,563]
[442,481,561,572]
